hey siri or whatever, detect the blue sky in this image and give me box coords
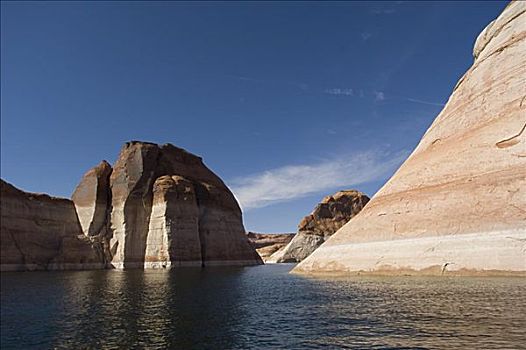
[1,1,507,232]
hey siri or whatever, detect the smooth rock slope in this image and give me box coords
[270,190,369,263]
[293,1,526,276]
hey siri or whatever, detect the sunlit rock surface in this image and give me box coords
[0,180,104,271]
[270,190,369,263]
[72,160,112,237]
[294,2,526,276]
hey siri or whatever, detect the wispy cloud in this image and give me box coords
[361,32,373,41]
[372,8,396,15]
[370,2,404,15]
[406,98,445,107]
[228,74,443,108]
[324,88,354,96]
[230,149,409,210]
[374,91,385,101]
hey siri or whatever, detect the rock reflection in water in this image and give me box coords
[1,265,525,349]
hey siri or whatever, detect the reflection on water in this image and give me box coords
[1,264,525,349]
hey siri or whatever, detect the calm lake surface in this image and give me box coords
[1,264,525,349]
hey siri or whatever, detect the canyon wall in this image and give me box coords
[293,1,526,276]
[1,180,104,271]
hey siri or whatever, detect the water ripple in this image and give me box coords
[1,264,525,349]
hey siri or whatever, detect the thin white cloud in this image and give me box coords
[374,91,385,101]
[406,98,445,107]
[324,88,354,96]
[361,32,373,41]
[372,8,396,15]
[228,74,442,108]
[230,149,409,210]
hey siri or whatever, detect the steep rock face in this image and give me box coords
[109,142,161,268]
[72,160,112,236]
[294,2,526,276]
[145,175,201,267]
[109,141,262,268]
[246,232,295,261]
[272,190,369,263]
[0,180,104,271]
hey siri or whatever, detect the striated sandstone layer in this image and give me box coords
[1,180,104,271]
[293,1,526,276]
[109,141,262,268]
[271,190,369,263]
[246,232,295,261]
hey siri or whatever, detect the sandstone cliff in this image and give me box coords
[246,232,295,261]
[270,190,369,263]
[293,1,526,276]
[1,141,262,271]
[1,180,104,271]
[108,141,262,268]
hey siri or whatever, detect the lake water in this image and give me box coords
[1,264,525,349]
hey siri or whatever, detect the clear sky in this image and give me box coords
[1,1,508,233]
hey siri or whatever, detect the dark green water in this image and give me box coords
[1,264,525,349]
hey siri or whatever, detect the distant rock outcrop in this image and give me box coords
[271,190,369,263]
[294,1,526,276]
[1,141,262,271]
[246,232,295,261]
[1,180,104,271]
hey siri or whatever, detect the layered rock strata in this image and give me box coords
[1,180,104,271]
[246,232,295,261]
[294,1,526,276]
[271,190,369,263]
